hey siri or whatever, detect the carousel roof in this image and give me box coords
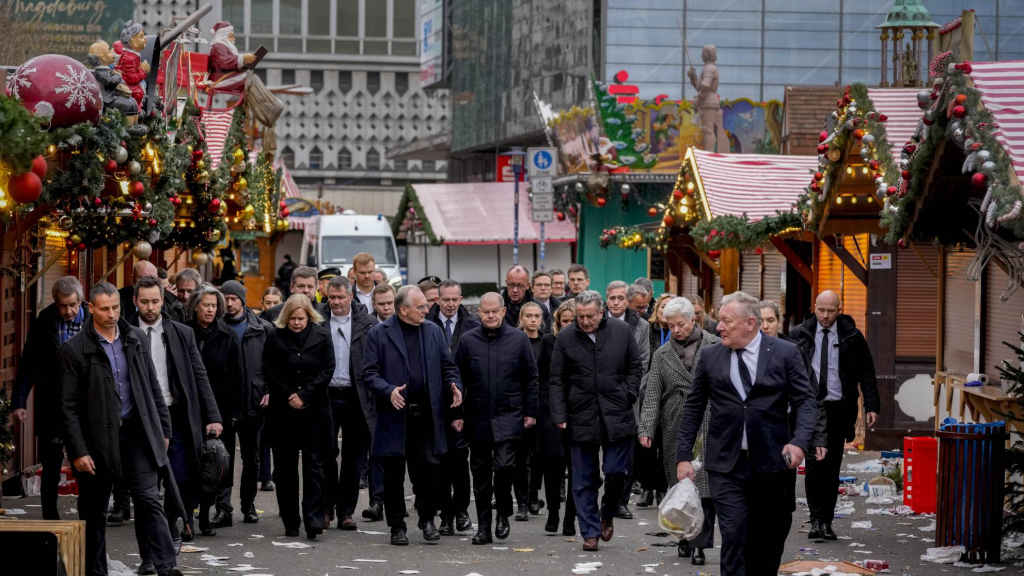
[867,88,922,157]
[688,148,818,221]
[970,60,1024,183]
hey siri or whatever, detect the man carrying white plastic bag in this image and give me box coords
[657,477,704,541]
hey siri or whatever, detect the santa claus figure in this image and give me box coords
[209,21,256,89]
[114,21,150,114]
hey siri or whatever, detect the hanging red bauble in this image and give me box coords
[31,155,48,179]
[129,181,145,197]
[596,197,607,207]
[66,240,75,248]
[878,114,888,122]
[104,159,118,174]
[814,172,823,181]
[843,94,852,104]
[608,229,617,236]
[708,249,721,259]
[955,94,967,105]
[710,229,718,237]
[818,131,829,143]
[192,150,205,160]
[557,212,566,221]
[952,105,966,118]
[648,207,658,217]
[897,238,909,250]
[280,200,287,209]
[811,182,821,193]
[854,129,865,140]
[93,197,102,206]
[8,172,43,203]
[148,218,157,227]
[663,214,675,227]
[281,207,290,217]
[972,172,987,188]
[869,160,879,171]
[886,186,897,196]
[207,197,221,213]
[816,144,828,155]
[7,55,102,129]
[77,243,86,251]
[902,170,911,180]
[673,189,684,200]
[754,246,763,255]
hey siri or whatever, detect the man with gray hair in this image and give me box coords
[631,279,655,317]
[676,291,817,575]
[120,260,183,322]
[13,276,89,520]
[550,290,643,552]
[174,268,203,308]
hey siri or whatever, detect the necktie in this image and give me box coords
[445,318,454,342]
[820,328,830,393]
[735,348,753,397]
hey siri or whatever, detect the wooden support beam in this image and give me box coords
[770,236,813,284]
[720,248,739,294]
[822,235,869,286]
[693,248,720,275]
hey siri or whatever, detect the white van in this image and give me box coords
[299,211,401,284]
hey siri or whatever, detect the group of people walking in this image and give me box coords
[12,254,879,576]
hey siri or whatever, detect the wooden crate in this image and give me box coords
[0,518,85,576]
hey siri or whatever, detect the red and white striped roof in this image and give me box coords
[200,109,234,170]
[867,88,922,156]
[688,148,818,221]
[970,61,1024,183]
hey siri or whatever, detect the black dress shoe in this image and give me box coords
[544,514,559,533]
[242,505,259,524]
[631,481,643,495]
[306,530,318,541]
[692,548,706,566]
[528,499,544,515]
[495,516,511,540]
[362,501,383,521]
[678,540,691,558]
[359,475,368,490]
[181,529,193,543]
[161,568,184,576]
[420,520,440,541]
[822,523,838,540]
[807,520,824,540]
[637,490,654,508]
[107,508,130,526]
[285,528,300,537]
[472,529,492,545]
[515,505,529,521]
[456,511,473,532]
[615,504,633,520]
[562,523,576,536]
[137,560,156,575]
[198,516,216,537]
[390,528,409,546]
[260,481,275,492]
[211,510,233,528]
[439,515,455,536]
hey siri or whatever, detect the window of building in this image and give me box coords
[423,160,436,172]
[240,241,260,275]
[278,0,302,52]
[306,0,331,53]
[338,147,352,170]
[251,0,273,34]
[393,158,408,172]
[364,1,388,54]
[367,71,381,94]
[223,0,244,34]
[309,147,323,170]
[339,71,353,93]
[366,148,381,170]
[337,0,359,36]
[282,69,295,85]
[255,68,267,84]
[395,73,409,95]
[392,0,417,55]
[310,70,324,92]
[281,146,295,169]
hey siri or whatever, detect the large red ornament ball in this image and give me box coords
[953,105,966,118]
[902,170,911,180]
[104,159,118,174]
[129,181,145,197]
[811,182,821,193]
[755,246,763,255]
[281,207,290,217]
[93,197,102,207]
[663,214,675,227]
[814,172,823,181]
[596,197,607,207]
[77,243,86,251]
[708,249,721,259]
[819,131,829,143]
[8,171,43,203]
[816,144,828,155]
[972,172,987,188]
[31,155,48,179]
[557,212,566,221]
[280,200,287,209]
[673,189,684,200]
[869,160,879,171]
[6,55,102,129]
[854,129,865,140]
[955,94,968,105]
[897,238,908,250]
[148,218,158,227]
[886,186,898,197]
[208,197,222,213]
[648,207,658,217]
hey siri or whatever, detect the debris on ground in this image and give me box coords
[850,521,872,529]
[920,545,965,564]
[777,560,876,574]
[572,561,602,575]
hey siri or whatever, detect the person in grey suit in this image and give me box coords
[676,291,817,576]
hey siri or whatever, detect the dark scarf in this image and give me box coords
[670,325,702,371]
[282,321,314,348]
[190,319,218,352]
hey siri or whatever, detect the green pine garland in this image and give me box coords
[394,184,440,245]
[0,94,47,175]
[997,336,1024,536]
[598,225,665,251]
[690,212,802,252]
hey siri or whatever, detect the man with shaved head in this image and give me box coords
[791,290,879,541]
[119,260,184,322]
[501,265,551,331]
[452,293,539,545]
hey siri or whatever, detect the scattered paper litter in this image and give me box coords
[851,521,873,529]
[849,543,865,547]
[200,555,230,561]
[354,559,387,563]
[637,521,649,526]
[513,548,534,552]
[972,566,1005,573]
[491,546,509,550]
[836,536,852,540]
[68,508,78,514]
[244,552,254,558]
[205,561,229,567]
[572,562,603,575]
[250,534,265,539]
[834,502,855,516]
[921,546,965,564]
[889,505,915,515]
[920,519,937,532]
[866,508,889,515]
[180,545,209,553]
[398,571,420,575]
[271,541,312,549]
[228,567,262,572]
[464,573,484,576]
[228,543,243,547]
[644,569,655,574]
[1,508,26,515]
[336,567,359,570]
[852,550,873,554]
[356,529,388,535]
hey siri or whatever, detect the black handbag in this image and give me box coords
[201,435,231,494]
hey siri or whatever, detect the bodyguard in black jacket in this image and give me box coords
[501,265,552,331]
[427,280,479,534]
[454,293,539,545]
[549,291,643,551]
[12,276,89,520]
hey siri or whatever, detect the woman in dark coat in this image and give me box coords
[262,294,335,540]
[536,300,577,536]
[517,302,544,517]
[185,284,244,535]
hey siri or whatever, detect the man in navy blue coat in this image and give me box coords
[362,286,463,546]
[676,291,817,576]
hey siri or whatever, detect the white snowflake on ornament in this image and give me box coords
[6,65,37,99]
[54,64,99,112]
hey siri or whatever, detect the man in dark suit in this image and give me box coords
[262,266,330,323]
[60,282,184,576]
[501,265,551,331]
[119,260,183,322]
[677,290,817,576]
[791,290,879,540]
[13,276,89,520]
[427,279,479,535]
[321,275,382,530]
[531,271,561,316]
[362,286,463,546]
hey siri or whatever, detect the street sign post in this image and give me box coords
[527,147,558,178]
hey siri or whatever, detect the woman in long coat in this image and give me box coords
[262,294,335,540]
[638,297,719,566]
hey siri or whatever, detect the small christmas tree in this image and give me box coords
[163,99,226,252]
[997,335,1024,537]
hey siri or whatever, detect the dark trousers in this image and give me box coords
[39,436,66,520]
[381,405,439,531]
[326,387,382,518]
[570,437,634,540]
[709,455,793,576]
[469,439,518,530]
[513,429,538,505]
[806,400,848,524]
[542,446,576,526]
[165,404,197,531]
[437,446,470,518]
[273,433,327,532]
[77,416,176,576]
[259,437,273,482]
[218,416,262,512]
[686,496,717,549]
[768,469,799,570]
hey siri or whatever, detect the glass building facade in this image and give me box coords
[608,0,1024,103]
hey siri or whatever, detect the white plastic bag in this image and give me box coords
[21,473,41,497]
[921,545,965,564]
[657,478,704,541]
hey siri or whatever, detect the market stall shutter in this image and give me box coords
[816,235,868,333]
[763,250,785,306]
[983,262,1024,380]
[740,252,762,299]
[39,233,71,312]
[896,245,940,359]
[711,274,724,314]
[943,250,976,376]
[678,259,700,298]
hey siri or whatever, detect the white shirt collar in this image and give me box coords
[442,310,458,324]
[816,322,834,336]
[332,309,352,323]
[744,331,762,354]
[142,314,164,331]
[610,311,626,321]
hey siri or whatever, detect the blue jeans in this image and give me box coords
[570,437,634,540]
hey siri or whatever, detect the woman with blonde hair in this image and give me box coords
[259,287,283,315]
[262,294,334,540]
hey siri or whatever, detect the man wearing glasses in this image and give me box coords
[687,294,718,333]
[501,266,552,331]
[363,286,463,546]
